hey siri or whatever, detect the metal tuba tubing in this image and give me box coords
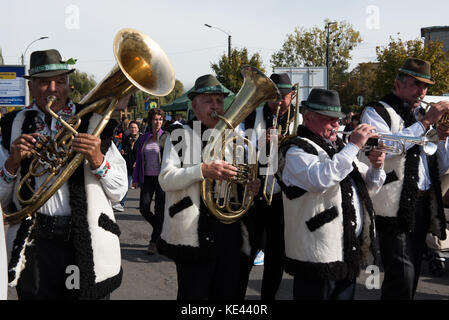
[4,28,175,224]
[201,66,280,224]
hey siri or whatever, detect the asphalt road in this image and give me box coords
[6,187,449,300]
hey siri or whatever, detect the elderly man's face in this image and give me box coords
[28,74,70,114]
[192,93,225,128]
[268,91,294,116]
[304,111,340,142]
[395,75,429,109]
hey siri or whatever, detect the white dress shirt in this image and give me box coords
[282,142,386,236]
[362,106,449,191]
[0,104,128,217]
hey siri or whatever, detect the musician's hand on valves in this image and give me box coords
[71,133,104,170]
[421,101,449,129]
[436,123,449,141]
[366,142,386,169]
[5,133,40,174]
[348,124,379,150]
[201,160,238,181]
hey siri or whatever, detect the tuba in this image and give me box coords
[4,28,175,224]
[201,66,280,224]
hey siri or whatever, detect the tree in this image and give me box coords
[270,20,362,90]
[374,35,449,97]
[211,47,265,93]
[338,62,379,109]
[134,79,184,119]
[69,70,97,103]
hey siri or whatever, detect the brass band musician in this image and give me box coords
[0,49,128,299]
[361,57,449,299]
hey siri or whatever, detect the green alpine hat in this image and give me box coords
[187,74,229,101]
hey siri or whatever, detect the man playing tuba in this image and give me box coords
[157,74,260,300]
[0,49,128,299]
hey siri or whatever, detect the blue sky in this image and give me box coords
[1,0,449,90]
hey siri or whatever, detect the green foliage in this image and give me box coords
[374,35,449,97]
[211,47,265,93]
[270,20,362,90]
[134,79,184,119]
[69,70,97,103]
[339,62,379,107]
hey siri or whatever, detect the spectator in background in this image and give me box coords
[132,108,167,254]
[113,120,141,212]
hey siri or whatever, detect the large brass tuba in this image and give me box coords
[201,66,280,224]
[4,28,175,224]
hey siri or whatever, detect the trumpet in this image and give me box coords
[333,129,439,156]
[418,98,449,126]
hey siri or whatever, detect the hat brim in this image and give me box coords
[398,69,435,85]
[302,101,345,119]
[187,91,229,101]
[278,87,295,95]
[23,68,75,79]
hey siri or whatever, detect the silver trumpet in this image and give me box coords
[333,128,439,156]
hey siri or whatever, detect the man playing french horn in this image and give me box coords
[361,57,449,300]
[157,73,262,300]
[0,49,128,299]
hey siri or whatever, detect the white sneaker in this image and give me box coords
[254,250,264,266]
[112,203,124,212]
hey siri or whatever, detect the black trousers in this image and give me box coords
[249,192,285,300]
[377,192,431,300]
[175,215,251,300]
[16,236,110,300]
[139,175,165,243]
[293,275,355,300]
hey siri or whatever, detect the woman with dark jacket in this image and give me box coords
[132,108,167,254]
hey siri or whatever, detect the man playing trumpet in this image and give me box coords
[278,88,386,300]
[361,57,449,299]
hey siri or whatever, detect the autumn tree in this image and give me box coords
[211,47,265,93]
[69,70,97,103]
[270,20,362,90]
[338,62,379,110]
[374,35,449,97]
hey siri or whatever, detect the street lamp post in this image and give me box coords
[325,22,337,89]
[21,36,49,65]
[204,24,232,62]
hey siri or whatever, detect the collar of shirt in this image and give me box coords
[25,100,76,136]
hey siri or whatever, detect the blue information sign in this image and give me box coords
[0,65,26,106]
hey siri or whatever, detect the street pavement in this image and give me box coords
[7,187,449,300]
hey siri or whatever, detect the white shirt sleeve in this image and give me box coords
[158,133,204,192]
[282,142,385,193]
[90,142,129,203]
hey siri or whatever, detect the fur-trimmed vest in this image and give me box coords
[1,105,122,299]
[157,121,252,263]
[278,126,376,282]
[362,93,446,239]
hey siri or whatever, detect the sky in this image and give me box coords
[1,0,449,91]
